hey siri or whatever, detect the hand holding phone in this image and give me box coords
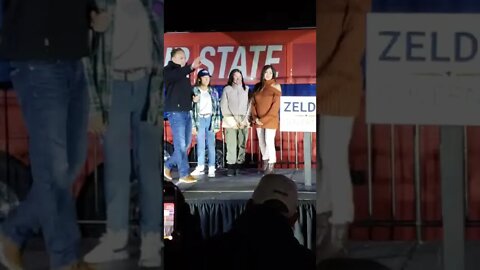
[164,202,175,240]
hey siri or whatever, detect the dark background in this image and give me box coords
[164,0,316,32]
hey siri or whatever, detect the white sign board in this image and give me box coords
[280,96,316,132]
[367,14,480,125]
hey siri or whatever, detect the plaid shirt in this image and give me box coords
[191,86,222,132]
[84,0,163,125]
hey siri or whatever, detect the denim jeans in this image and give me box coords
[2,60,89,268]
[196,116,215,168]
[103,77,162,233]
[165,112,192,177]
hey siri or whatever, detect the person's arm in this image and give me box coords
[164,64,194,83]
[250,97,258,120]
[83,57,107,134]
[325,0,371,73]
[190,108,197,134]
[191,87,198,131]
[213,89,222,131]
[316,0,347,76]
[240,86,251,126]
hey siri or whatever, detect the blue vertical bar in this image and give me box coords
[0,0,11,84]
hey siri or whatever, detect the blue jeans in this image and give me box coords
[165,112,192,177]
[196,116,215,167]
[2,60,89,268]
[103,78,162,233]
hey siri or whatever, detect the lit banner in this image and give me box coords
[367,13,480,125]
[164,30,316,85]
[280,96,316,132]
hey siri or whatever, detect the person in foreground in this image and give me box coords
[83,0,164,267]
[0,0,109,269]
[201,174,315,270]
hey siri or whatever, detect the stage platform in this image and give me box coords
[170,168,316,249]
[16,239,480,270]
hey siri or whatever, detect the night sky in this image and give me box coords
[165,0,315,32]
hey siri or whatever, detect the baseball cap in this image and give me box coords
[198,69,212,77]
[251,174,298,218]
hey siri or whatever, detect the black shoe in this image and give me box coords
[235,163,242,175]
[259,160,269,174]
[227,164,235,177]
[264,163,275,175]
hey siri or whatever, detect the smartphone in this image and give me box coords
[164,202,175,240]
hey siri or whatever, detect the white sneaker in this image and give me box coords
[208,166,215,177]
[138,232,163,268]
[191,166,205,176]
[83,230,129,264]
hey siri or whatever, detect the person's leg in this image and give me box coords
[84,80,132,263]
[59,60,90,263]
[65,61,89,190]
[236,127,248,164]
[256,128,268,161]
[130,77,162,267]
[256,128,269,172]
[182,112,193,175]
[317,115,354,223]
[316,114,355,262]
[224,128,238,166]
[104,80,132,233]
[0,62,40,252]
[264,129,277,174]
[177,112,194,180]
[163,112,175,181]
[206,117,216,175]
[1,60,83,268]
[165,113,187,177]
[196,118,207,169]
[165,112,192,178]
[265,129,277,164]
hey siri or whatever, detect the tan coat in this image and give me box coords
[251,80,281,130]
[316,0,372,117]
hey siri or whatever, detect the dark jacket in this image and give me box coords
[201,204,315,270]
[0,0,97,60]
[164,61,194,112]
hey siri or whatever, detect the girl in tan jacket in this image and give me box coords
[220,69,250,176]
[251,65,282,174]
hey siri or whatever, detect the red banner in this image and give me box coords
[164,29,316,85]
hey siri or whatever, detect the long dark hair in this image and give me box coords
[226,69,246,90]
[253,64,277,93]
[196,75,211,87]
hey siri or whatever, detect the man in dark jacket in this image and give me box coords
[0,1,102,269]
[163,48,201,183]
[201,174,315,270]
